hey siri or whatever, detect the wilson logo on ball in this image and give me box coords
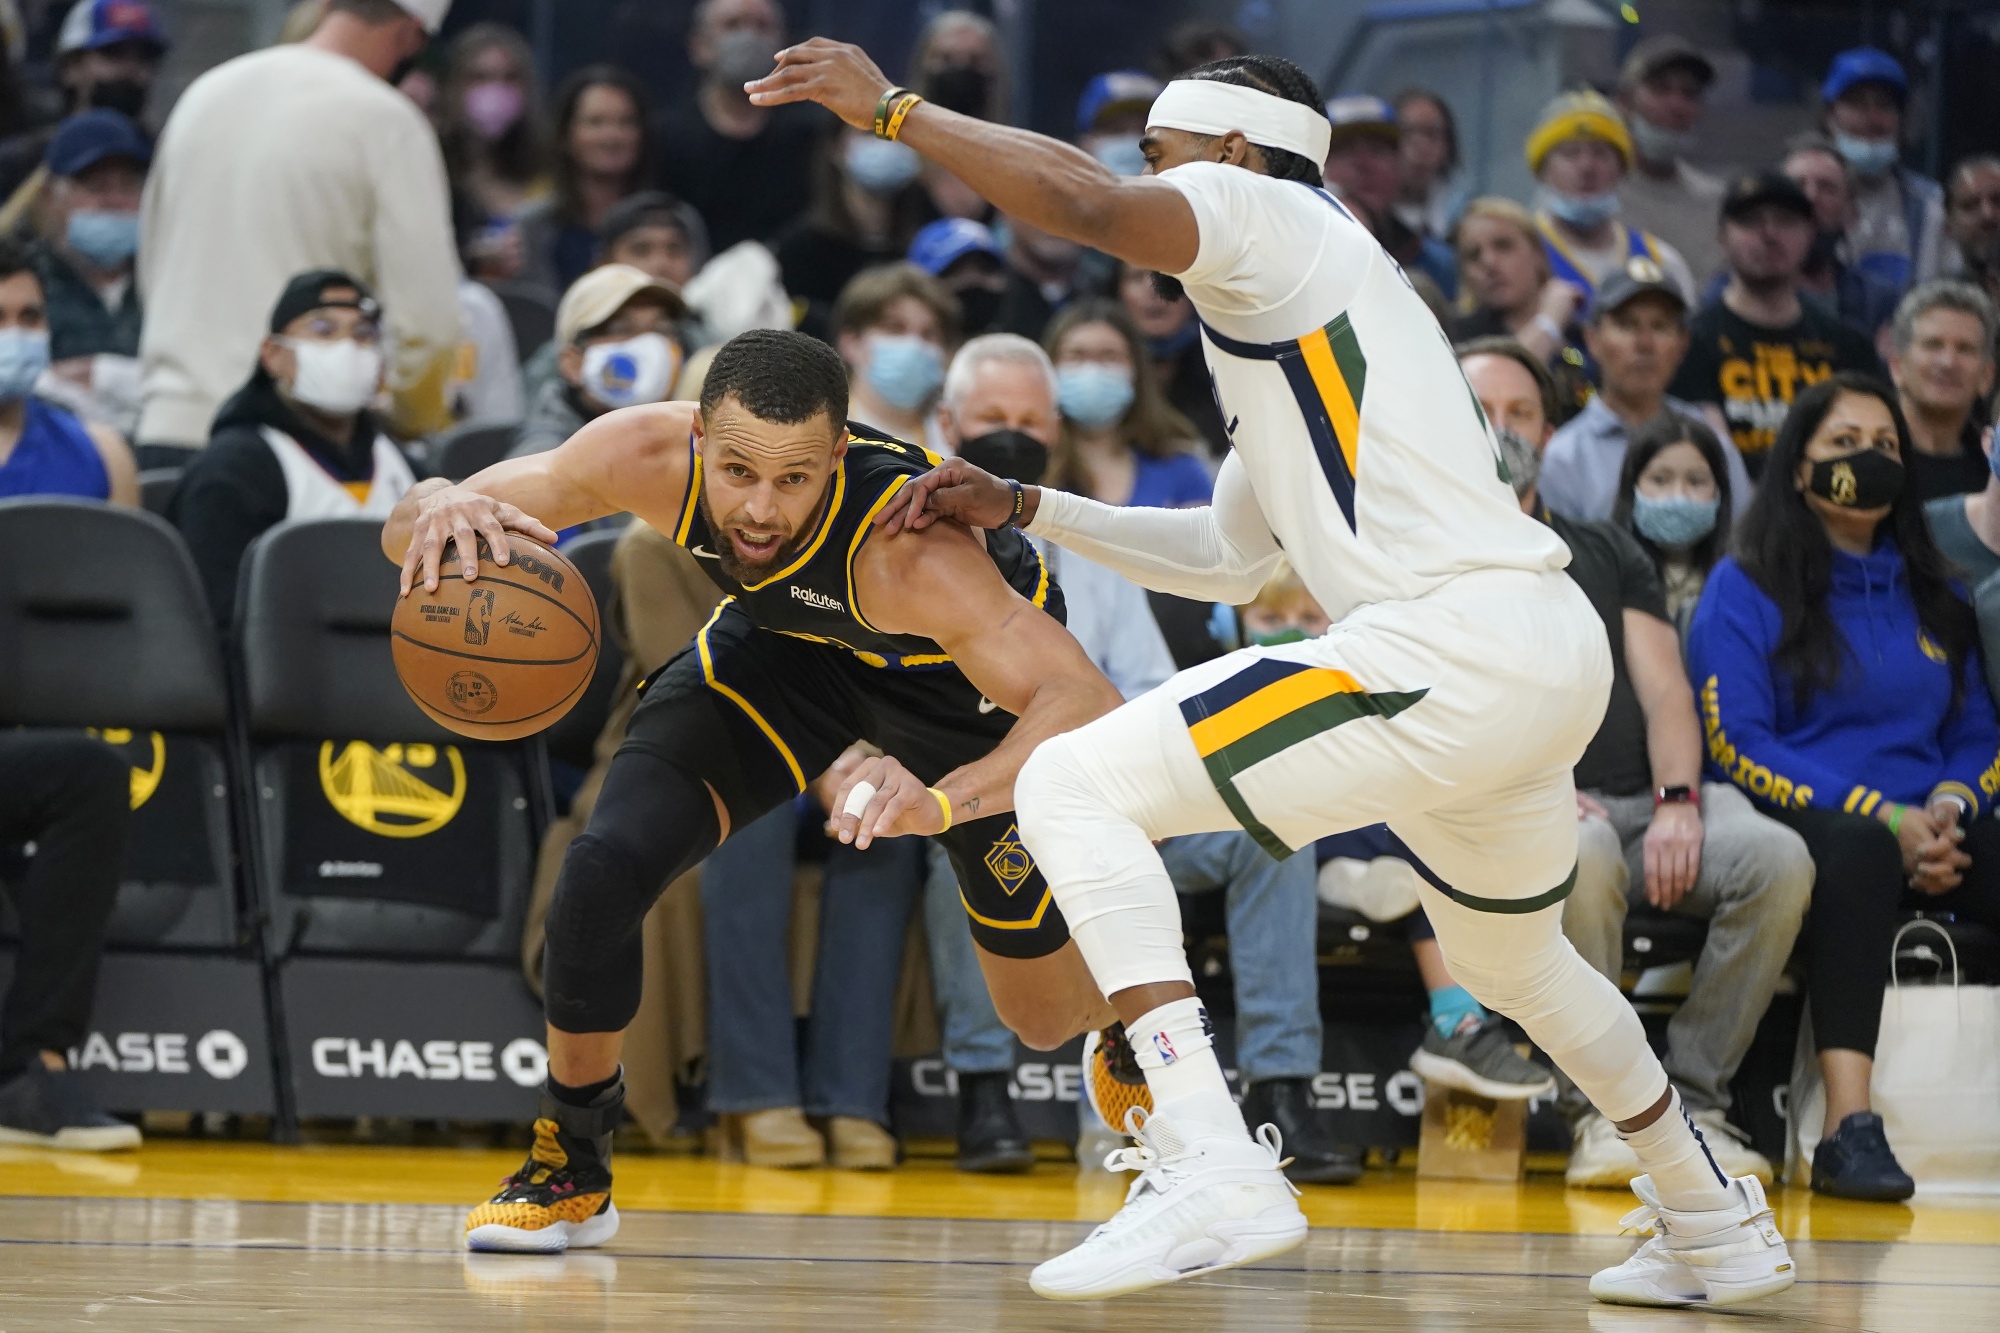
[513,553,566,593]
[446,670,499,714]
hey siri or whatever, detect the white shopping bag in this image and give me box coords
[1789,919,2000,1194]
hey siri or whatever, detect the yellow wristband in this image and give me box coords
[928,787,953,831]
[883,91,922,141]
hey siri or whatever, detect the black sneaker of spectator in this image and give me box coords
[0,1061,141,1152]
[954,1070,1034,1174]
[1811,1111,1915,1202]
[1240,1076,1363,1185]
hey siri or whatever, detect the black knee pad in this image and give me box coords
[542,832,652,1034]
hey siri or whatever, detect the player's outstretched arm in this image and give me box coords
[747,39,1198,276]
[382,401,698,595]
[830,519,1124,847]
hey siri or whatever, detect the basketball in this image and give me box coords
[391,535,599,742]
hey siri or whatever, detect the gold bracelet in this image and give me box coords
[882,91,923,141]
[928,787,954,831]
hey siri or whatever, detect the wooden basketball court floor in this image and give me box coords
[2,1141,1996,1330]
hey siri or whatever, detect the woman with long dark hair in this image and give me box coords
[438,24,547,222]
[518,66,653,293]
[1687,371,2000,1202]
[1611,413,1734,641]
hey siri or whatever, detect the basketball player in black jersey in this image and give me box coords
[383,329,1125,1253]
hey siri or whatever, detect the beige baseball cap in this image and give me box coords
[556,263,688,345]
[394,0,452,33]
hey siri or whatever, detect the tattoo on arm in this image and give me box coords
[963,797,980,814]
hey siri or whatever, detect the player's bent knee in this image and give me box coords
[541,832,652,1032]
[1014,733,1094,830]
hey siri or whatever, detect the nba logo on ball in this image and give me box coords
[446,670,499,715]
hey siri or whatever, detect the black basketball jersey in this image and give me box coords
[665,422,1062,667]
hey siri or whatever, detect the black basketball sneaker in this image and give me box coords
[465,1080,623,1253]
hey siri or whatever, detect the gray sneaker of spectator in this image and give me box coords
[0,1061,141,1152]
[1409,1019,1556,1100]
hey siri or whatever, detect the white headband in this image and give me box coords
[1146,79,1333,166]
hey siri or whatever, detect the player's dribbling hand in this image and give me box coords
[875,457,1020,535]
[828,754,948,849]
[744,38,891,131]
[399,484,559,596]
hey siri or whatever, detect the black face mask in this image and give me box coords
[87,77,149,119]
[955,284,1002,336]
[1805,448,1904,510]
[925,64,991,119]
[958,429,1048,485]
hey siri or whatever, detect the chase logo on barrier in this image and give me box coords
[70,1028,250,1080]
[318,741,465,838]
[86,727,166,809]
[310,1036,546,1087]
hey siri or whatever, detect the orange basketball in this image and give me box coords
[391,535,600,742]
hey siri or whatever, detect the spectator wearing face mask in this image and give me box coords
[1821,47,1945,295]
[28,109,146,438]
[1612,413,1736,642]
[1942,156,2000,302]
[1886,280,1997,503]
[775,123,935,339]
[654,0,820,253]
[1390,87,1466,243]
[0,236,135,504]
[510,263,687,461]
[0,0,167,208]
[1117,260,1226,458]
[908,217,1006,339]
[438,23,546,226]
[1074,70,1161,181]
[171,270,414,626]
[905,9,1005,222]
[516,66,653,296]
[1322,95,1455,299]
[1451,197,1591,424]
[1527,89,1694,309]
[1614,35,1725,288]
[1042,297,1208,508]
[1542,259,1751,522]
[1781,135,1902,342]
[832,261,957,452]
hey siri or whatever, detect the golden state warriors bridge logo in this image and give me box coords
[984,824,1036,897]
[318,741,465,838]
[86,727,166,809]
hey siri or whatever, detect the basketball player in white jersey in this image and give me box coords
[751,44,1795,1307]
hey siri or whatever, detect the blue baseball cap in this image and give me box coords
[908,218,1001,277]
[1325,93,1399,145]
[44,109,151,177]
[1075,70,1163,135]
[1822,47,1907,104]
[56,0,168,56]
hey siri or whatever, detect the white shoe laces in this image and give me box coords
[1097,1111,1301,1221]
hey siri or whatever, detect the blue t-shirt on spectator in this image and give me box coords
[1129,450,1214,509]
[0,397,107,500]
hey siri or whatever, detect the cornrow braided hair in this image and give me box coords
[1179,54,1328,188]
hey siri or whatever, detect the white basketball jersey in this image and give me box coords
[1158,162,1568,623]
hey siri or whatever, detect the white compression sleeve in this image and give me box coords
[1024,453,1283,603]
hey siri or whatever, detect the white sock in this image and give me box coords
[1620,1088,1736,1213]
[1128,997,1247,1141]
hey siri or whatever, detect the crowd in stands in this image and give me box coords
[3,0,2000,1207]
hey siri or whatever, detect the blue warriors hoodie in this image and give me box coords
[1686,545,2000,816]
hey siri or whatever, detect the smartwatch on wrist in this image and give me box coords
[1654,785,1695,808]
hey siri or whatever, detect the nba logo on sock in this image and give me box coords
[1151,1032,1178,1064]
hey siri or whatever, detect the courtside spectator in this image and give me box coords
[438,23,545,225]
[832,262,956,452]
[1822,47,1944,293]
[1611,413,1738,640]
[171,270,415,626]
[1075,70,1160,179]
[0,731,136,1152]
[1527,88,1695,307]
[1390,88,1465,243]
[654,0,817,253]
[1452,196,1591,423]
[0,0,166,205]
[1942,156,2000,301]
[1670,170,1881,478]
[1615,35,1725,287]
[510,263,687,459]
[925,333,1360,1184]
[0,236,133,503]
[1782,135,1902,341]
[1689,372,2000,1201]
[1542,259,1750,521]
[138,0,461,462]
[1888,280,1997,502]
[908,217,1005,340]
[1116,260,1225,456]
[1042,298,1208,507]
[1925,391,2000,588]
[776,123,932,336]
[1323,95,1454,298]
[31,109,146,437]
[517,66,653,294]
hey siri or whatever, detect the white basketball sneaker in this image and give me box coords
[1590,1173,1795,1307]
[1030,1108,1307,1301]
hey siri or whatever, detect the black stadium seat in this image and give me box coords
[234,518,545,958]
[433,423,519,482]
[483,278,557,363]
[138,467,183,516]
[539,529,627,772]
[0,497,240,945]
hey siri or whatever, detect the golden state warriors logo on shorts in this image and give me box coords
[319,741,466,838]
[984,824,1036,897]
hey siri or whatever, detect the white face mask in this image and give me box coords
[581,332,680,409]
[282,337,382,415]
